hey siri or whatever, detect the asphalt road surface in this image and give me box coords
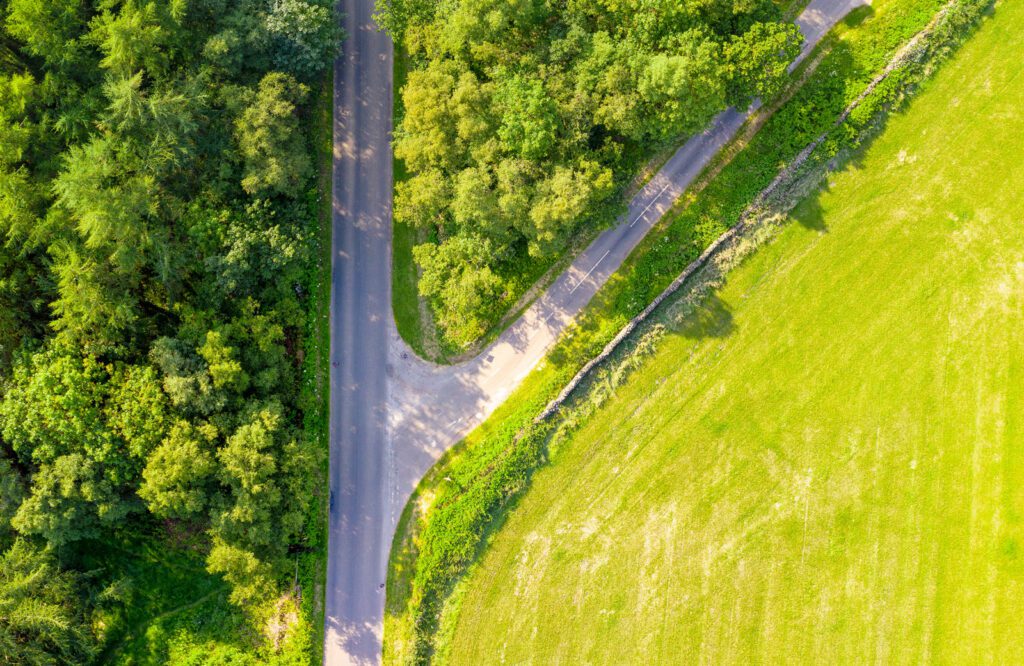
[324,0,867,662]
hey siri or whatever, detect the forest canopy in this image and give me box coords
[381,0,802,345]
[0,0,338,660]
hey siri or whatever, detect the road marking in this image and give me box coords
[630,181,673,227]
[569,247,606,290]
[446,417,462,429]
[569,248,606,293]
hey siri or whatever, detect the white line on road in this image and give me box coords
[569,250,611,295]
[630,181,672,227]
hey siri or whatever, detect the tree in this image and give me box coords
[105,364,170,459]
[0,539,94,665]
[265,0,341,81]
[0,73,52,250]
[0,349,116,467]
[90,0,167,77]
[414,235,504,346]
[235,72,311,198]
[0,0,335,624]
[11,453,127,544]
[0,349,169,544]
[0,457,25,538]
[48,240,140,345]
[5,0,85,66]
[526,160,615,257]
[213,402,286,550]
[52,134,168,280]
[494,74,558,160]
[390,0,801,345]
[724,21,803,107]
[206,537,276,606]
[149,336,229,417]
[205,401,316,604]
[394,169,451,230]
[0,248,49,373]
[635,34,727,141]
[394,61,461,173]
[139,419,218,519]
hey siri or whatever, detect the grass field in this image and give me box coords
[444,2,1024,662]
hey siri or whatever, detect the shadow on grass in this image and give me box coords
[676,292,736,340]
[74,530,251,665]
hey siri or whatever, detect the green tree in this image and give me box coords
[394,61,460,173]
[414,235,503,346]
[390,0,802,344]
[235,72,311,198]
[206,537,276,606]
[635,33,727,141]
[139,419,218,519]
[105,364,170,459]
[0,539,94,665]
[394,169,451,230]
[724,21,803,107]
[5,0,86,67]
[0,349,169,544]
[90,0,167,77]
[150,336,229,416]
[0,457,24,538]
[265,0,341,81]
[206,400,316,604]
[48,240,140,345]
[0,73,49,248]
[451,166,504,239]
[494,74,558,160]
[11,453,127,544]
[526,160,615,257]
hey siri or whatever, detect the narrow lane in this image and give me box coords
[324,0,393,661]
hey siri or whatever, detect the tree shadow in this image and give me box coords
[793,181,830,231]
[674,291,736,340]
[843,4,875,29]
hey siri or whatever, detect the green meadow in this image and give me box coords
[446,2,1024,662]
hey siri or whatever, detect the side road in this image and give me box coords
[324,0,867,662]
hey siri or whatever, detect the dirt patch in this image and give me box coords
[264,593,301,652]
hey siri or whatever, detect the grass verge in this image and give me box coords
[383,0,995,662]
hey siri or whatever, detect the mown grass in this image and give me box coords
[383,0,994,662]
[446,1,1022,661]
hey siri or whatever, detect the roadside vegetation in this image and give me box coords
[383,0,996,661]
[0,0,338,662]
[447,0,1020,658]
[379,0,804,350]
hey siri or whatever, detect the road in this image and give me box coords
[324,0,867,662]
